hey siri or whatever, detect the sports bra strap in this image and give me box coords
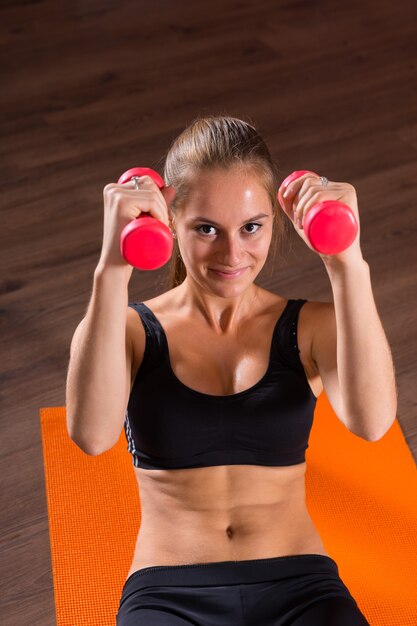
[129,302,164,378]
[273,299,308,378]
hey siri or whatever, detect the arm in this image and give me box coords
[66,264,134,455]
[66,172,173,454]
[313,257,397,441]
[279,172,398,442]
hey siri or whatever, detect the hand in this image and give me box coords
[278,172,364,266]
[99,175,176,270]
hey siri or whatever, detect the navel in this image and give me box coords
[225,525,234,539]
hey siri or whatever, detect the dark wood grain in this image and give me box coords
[1,0,416,623]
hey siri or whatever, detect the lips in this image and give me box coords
[211,268,246,274]
[209,267,248,278]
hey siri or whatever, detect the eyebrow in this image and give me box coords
[188,213,270,226]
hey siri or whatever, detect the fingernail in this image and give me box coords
[283,188,290,198]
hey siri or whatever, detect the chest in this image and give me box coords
[166,323,278,396]
[143,315,318,399]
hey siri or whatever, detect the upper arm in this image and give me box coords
[69,308,143,422]
[66,307,146,454]
[310,301,348,430]
[69,317,85,361]
[67,318,86,437]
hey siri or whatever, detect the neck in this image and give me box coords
[174,277,263,334]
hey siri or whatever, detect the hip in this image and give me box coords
[117,554,370,625]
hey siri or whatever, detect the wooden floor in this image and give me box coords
[1,0,416,623]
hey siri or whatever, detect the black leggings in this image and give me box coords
[116,553,370,625]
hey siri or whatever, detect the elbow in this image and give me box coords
[367,433,386,443]
[69,433,108,457]
[68,429,101,456]
[66,416,107,457]
[372,405,398,441]
[347,417,396,443]
[365,415,397,442]
[368,425,395,442]
[77,439,103,456]
[65,404,125,457]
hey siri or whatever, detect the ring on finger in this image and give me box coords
[131,176,140,190]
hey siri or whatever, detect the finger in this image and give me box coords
[115,187,169,227]
[154,194,171,228]
[119,176,155,190]
[282,173,320,204]
[131,194,169,227]
[278,172,309,204]
[295,188,322,221]
[278,172,312,218]
[120,181,169,225]
[118,177,172,227]
[284,176,322,227]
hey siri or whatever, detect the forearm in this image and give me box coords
[66,264,130,452]
[324,257,397,440]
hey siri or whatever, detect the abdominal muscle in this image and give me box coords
[126,461,329,580]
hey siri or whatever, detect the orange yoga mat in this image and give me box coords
[40,392,417,626]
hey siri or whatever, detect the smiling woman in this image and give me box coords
[66,114,371,625]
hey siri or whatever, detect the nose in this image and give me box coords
[217,233,244,267]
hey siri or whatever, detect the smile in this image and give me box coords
[209,268,248,279]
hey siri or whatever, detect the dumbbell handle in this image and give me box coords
[279,170,358,255]
[117,167,173,270]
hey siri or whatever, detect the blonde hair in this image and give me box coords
[159,114,291,289]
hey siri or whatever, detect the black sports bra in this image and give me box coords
[123,299,317,470]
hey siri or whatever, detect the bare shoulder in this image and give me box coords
[299,299,332,321]
[141,286,182,315]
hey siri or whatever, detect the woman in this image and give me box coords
[67,116,396,624]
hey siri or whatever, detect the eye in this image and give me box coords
[195,224,217,236]
[243,223,262,234]
[195,223,263,236]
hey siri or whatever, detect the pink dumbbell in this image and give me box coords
[117,167,173,270]
[279,170,358,255]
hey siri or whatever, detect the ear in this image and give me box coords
[161,185,176,208]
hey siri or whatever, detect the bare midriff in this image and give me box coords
[126,462,329,580]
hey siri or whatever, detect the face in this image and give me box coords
[173,167,274,295]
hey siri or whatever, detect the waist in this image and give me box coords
[133,497,328,570]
